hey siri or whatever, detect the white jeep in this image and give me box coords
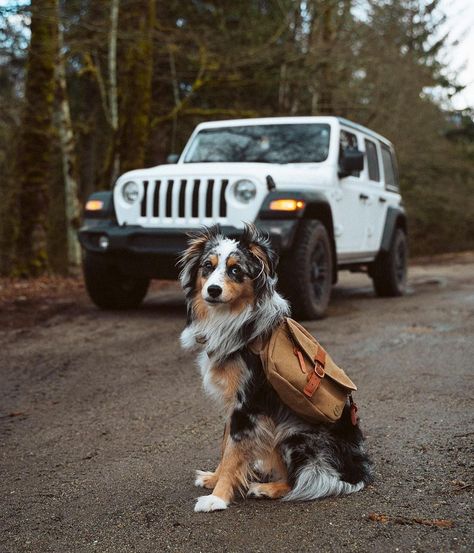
[79,116,407,319]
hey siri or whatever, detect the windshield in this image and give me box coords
[184,123,331,164]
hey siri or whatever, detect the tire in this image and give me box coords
[278,220,333,320]
[83,251,149,309]
[371,228,408,297]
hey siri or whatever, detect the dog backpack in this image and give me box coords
[258,318,358,424]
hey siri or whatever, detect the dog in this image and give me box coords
[179,224,373,512]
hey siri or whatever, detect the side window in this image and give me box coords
[380,144,399,191]
[365,139,380,182]
[339,130,360,177]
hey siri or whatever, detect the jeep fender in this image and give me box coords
[379,206,407,253]
[79,191,117,252]
[258,191,337,283]
[83,191,115,220]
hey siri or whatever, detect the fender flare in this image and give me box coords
[258,190,332,223]
[83,191,116,220]
[380,206,407,253]
[258,190,337,283]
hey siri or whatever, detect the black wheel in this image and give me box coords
[371,228,408,297]
[83,251,149,309]
[278,220,333,320]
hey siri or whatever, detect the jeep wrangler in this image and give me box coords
[79,116,407,319]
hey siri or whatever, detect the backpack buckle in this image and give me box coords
[314,362,325,378]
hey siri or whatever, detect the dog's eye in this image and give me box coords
[229,265,242,278]
[202,260,213,271]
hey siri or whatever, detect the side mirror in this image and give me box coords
[166,153,179,164]
[339,148,364,177]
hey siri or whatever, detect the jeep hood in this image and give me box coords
[118,162,333,189]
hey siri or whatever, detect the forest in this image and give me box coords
[0,0,473,276]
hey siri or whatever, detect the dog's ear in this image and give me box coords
[240,223,277,279]
[178,225,221,291]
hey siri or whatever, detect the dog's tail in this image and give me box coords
[282,466,366,501]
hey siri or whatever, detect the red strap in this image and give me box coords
[314,347,326,368]
[303,347,327,398]
[303,371,321,397]
[294,348,307,374]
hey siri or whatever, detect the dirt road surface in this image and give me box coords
[1,256,473,553]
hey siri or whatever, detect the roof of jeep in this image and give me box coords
[193,116,393,148]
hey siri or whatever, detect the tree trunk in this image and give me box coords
[109,0,120,184]
[118,0,155,173]
[317,1,336,115]
[56,8,81,269]
[14,0,58,276]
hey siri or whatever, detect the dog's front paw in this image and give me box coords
[195,470,217,489]
[194,494,228,513]
[180,327,197,350]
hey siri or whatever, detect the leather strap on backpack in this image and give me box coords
[303,347,326,398]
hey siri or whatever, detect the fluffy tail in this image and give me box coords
[282,465,366,502]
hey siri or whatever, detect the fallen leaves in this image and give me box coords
[0,276,86,329]
[368,513,455,528]
[0,275,85,304]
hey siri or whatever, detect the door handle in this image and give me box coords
[379,197,387,203]
[359,193,369,201]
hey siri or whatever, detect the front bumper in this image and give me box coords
[78,219,298,279]
[79,220,297,254]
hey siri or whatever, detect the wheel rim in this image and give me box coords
[310,242,329,301]
[395,239,407,285]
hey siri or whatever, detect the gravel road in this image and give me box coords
[1,256,473,553]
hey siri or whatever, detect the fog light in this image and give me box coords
[98,235,109,250]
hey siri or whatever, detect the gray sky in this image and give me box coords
[440,0,474,109]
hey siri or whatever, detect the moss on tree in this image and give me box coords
[118,0,155,173]
[13,0,58,276]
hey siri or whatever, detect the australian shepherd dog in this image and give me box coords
[179,224,373,512]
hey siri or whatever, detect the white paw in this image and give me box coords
[194,494,228,513]
[180,327,197,350]
[194,470,214,488]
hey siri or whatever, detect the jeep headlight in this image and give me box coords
[234,180,256,204]
[122,181,139,204]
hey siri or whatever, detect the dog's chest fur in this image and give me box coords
[197,350,249,409]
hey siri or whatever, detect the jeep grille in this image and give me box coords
[138,178,230,224]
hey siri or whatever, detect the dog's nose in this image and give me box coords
[207,285,222,298]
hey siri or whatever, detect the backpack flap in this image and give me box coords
[262,318,357,424]
[286,318,357,392]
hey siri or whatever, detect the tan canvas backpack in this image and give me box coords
[257,318,358,425]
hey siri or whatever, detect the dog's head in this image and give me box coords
[179,224,278,318]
